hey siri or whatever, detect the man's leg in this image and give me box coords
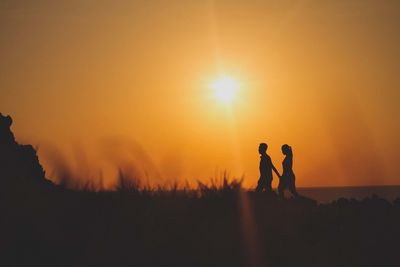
[266,177,273,193]
[256,177,265,192]
[289,178,298,197]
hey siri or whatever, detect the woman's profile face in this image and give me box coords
[282,145,289,155]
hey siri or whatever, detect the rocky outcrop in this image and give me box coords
[0,113,52,190]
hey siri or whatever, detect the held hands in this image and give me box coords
[273,169,282,179]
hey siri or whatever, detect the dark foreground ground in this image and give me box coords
[1,114,400,267]
[1,184,400,267]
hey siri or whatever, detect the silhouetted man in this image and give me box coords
[256,143,280,192]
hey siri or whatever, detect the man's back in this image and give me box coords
[259,154,273,178]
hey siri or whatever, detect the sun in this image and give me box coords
[210,75,239,105]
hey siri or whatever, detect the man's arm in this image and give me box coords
[271,163,281,178]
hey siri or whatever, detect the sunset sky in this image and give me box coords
[1,0,399,188]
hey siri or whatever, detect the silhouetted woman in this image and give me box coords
[278,144,298,199]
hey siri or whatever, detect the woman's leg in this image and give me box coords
[289,176,298,197]
[278,179,286,199]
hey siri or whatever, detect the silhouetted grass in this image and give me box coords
[2,174,400,267]
[109,168,244,199]
[1,168,400,267]
[197,172,243,198]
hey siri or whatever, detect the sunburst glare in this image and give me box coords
[210,75,239,105]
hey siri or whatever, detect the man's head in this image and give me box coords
[258,143,268,154]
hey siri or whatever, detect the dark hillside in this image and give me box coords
[1,114,399,267]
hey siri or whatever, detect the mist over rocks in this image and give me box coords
[0,113,53,191]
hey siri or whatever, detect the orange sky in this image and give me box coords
[1,0,399,188]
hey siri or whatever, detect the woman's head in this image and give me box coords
[282,144,292,156]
